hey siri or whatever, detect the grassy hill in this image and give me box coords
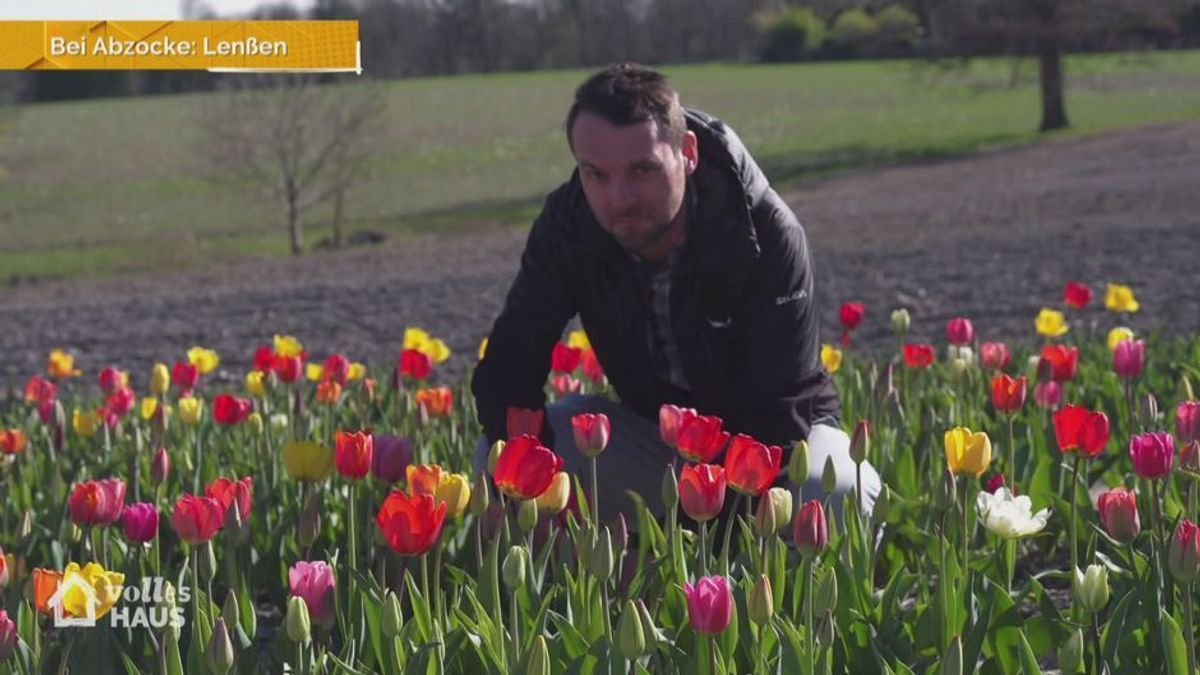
[2,50,1199,282]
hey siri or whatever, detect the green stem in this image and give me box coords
[1006,415,1015,487]
[1151,479,1167,608]
[1092,613,1104,675]
[720,494,744,575]
[1184,582,1197,675]
[708,633,719,675]
[590,455,600,525]
[432,539,444,633]
[805,557,815,675]
[509,584,521,671]
[601,583,613,646]
[699,520,709,577]
[1069,454,1079,577]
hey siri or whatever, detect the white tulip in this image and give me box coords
[976,487,1051,539]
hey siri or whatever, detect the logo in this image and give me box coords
[46,573,100,627]
[49,574,188,630]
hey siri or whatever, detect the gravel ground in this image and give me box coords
[2,119,1198,387]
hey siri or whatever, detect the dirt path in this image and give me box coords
[2,120,1198,387]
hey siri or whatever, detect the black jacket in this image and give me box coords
[472,109,839,449]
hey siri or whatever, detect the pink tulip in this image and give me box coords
[0,610,16,663]
[1169,520,1200,583]
[979,342,1010,370]
[1112,339,1144,379]
[289,560,336,627]
[1034,381,1062,409]
[571,413,611,458]
[1096,488,1140,544]
[1177,401,1200,445]
[121,503,159,544]
[1130,432,1174,480]
[659,404,690,448]
[945,317,975,346]
[683,575,732,635]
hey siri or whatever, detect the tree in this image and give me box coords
[197,76,385,254]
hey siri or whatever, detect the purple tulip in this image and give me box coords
[371,435,413,484]
[122,503,159,544]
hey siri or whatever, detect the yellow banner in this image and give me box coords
[0,21,360,71]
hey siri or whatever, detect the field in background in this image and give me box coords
[2,50,1199,282]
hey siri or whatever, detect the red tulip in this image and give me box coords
[659,404,690,448]
[724,434,783,496]
[839,302,865,330]
[272,354,303,384]
[980,342,1011,370]
[1097,487,1140,543]
[676,411,731,463]
[902,343,935,368]
[507,407,545,439]
[984,474,1006,494]
[1169,520,1200,582]
[398,349,432,380]
[945,317,975,346]
[1039,345,1079,382]
[683,575,732,635]
[37,400,57,426]
[68,479,127,527]
[493,435,563,499]
[1034,381,1062,409]
[206,476,253,522]
[24,376,57,405]
[252,345,275,371]
[581,348,605,384]
[0,430,26,455]
[213,394,253,425]
[322,354,351,386]
[371,435,413,483]
[105,387,135,418]
[551,374,581,396]
[171,494,224,544]
[793,499,828,558]
[679,464,726,522]
[1053,404,1110,457]
[550,343,582,374]
[97,366,124,395]
[151,447,171,485]
[1130,432,1174,480]
[1178,401,1200,445]
[172,361,199,394]
[571,413,611,458]
[121,503,159,544]
[1112,339,1144,379]
[990,374,1027,415]
[334,430,373,480]
[376,491,446,556]
[1063,281,1092,309]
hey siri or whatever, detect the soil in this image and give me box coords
[2,119,1198,387]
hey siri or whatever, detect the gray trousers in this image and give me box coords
[473,394,880,524]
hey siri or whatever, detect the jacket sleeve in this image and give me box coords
[725,192,840,446]
[471,202,577,446]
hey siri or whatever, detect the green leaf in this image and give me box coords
[1016,629,1042,674]
[1160,609,1189,675]
[404,569,434,644]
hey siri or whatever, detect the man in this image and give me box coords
[472,63,879,521]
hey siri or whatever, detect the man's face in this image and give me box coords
[570,112,698,256]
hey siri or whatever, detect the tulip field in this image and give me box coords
[1,280,1199,674]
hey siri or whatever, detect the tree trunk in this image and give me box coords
[1034,0,1069,131]
[287,187,303,255]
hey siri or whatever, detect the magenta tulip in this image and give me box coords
[683,575,732,635]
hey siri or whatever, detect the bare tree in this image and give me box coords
[197,75,384,254]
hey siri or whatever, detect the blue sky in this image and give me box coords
[0,0,314,20]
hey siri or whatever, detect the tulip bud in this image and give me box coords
[517,498,538,534]
[269,413,289,433]
[940,635,963,675]
[753,492,776,537]
[285,596,311,644]
[206,618,235,675]
[849,420,870,465]
[577,525,596,565]
[814,567,838,612]
[247,412,263,435]
[872,483,892,526]
[821,455,837,495]
[1168,520,1200,583]
[524,635,550,675]
[1072,565,1109,614]
[487,440,505,474]
[535,471,570,515]
[590,525,614,581]
[469,473,490,517]
[617,600,645,661]
[1182,441,1200,474]
[890,308,910,337]
[1142,393,1160,425]
[793,499,828,559]
[755,487,792,537]
[151,447,170,485]
[150,363,170,395]
[748,574,774,626]
[382,590,404,639]
[69,522,82,544]
[199,541,217,584]
[613,513,629,559]
[502,546,526,589]
[816,608,835,647]
[1057,628,1085,674]
[661,464,679,512]
[635,599,660,647]
[222,590,240,631]
[298,492,322,548]
[788,440,809,483]
[19,511,33,542]
[936,469,957,511]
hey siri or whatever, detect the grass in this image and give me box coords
[2,50,1199,282]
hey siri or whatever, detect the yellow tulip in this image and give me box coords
[1107,327,1134,353]
[436,473,472,517]
[426,338,451,364]
[1034,308,1069,338]
[347,362,366,381]
[404,327,451,363]
[1104,283,1139,313]
[945,426,992,477]
[274,334,304,358]
[306,364,324,382]
[478,337,489,361]
[187,347,220,374]
[820,344,843,374]
[139,398,159,421]
[567,330,591,350]
[178,397,203,426]
[61,562,124,619]
[245,371,266,398]
[72,409,98,438]
[282,440,334,482]
[48,349,81,378]
[150,362,170,395]
[535,471,571,515]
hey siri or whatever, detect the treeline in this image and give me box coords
[3,0,1200,102]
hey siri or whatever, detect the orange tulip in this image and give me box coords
[0,430,25,455]
[414,387,453,417]
[376,491,446,556]
[316,381,342,405]
[406,464,443,497]
[33,568,63,615]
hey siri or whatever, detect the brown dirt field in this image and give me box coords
[2,119,1198,387]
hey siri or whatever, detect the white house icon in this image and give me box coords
[46,573,99,628]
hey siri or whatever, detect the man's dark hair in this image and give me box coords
[565,63,686,151]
